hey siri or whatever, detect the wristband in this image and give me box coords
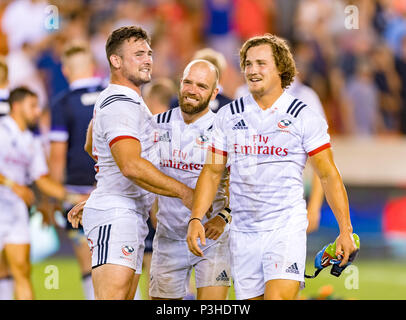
[188,217,202,225]
[217,207,232,224]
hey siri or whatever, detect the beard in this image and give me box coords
[178,91,212,115]
[123,66,151,87]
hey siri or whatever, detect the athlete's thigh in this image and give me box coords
[3,199,30,247]
[83,207,148,273]
[229,230,265,300]
[4,243,30,274]
[197,285,229,300]
[264,279,300,300]
[262,224,307,285]
[262,223,307,300]
[92,263,135,300]
[149,233,190,299]
[194,231,231,300]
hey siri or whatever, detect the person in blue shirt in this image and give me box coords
[48,43,104,300]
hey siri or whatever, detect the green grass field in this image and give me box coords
[30,255,406,300]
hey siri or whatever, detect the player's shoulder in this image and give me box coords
[281,92,317,120]
[217,96,248,119]
[154,107,177,126]
[96,87,141,112]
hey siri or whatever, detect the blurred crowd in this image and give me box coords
[0,0,406,136]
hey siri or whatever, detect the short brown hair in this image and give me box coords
[8,86,37,109]
[62,44,90,60]
[239,34,297,89]
[105,26,151,67]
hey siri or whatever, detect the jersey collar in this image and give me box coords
[248,91,290,113]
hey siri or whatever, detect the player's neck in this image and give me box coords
[181,107,209,124]
[252,86,283,110]
[10,113,27,131]
[110,73,142,96]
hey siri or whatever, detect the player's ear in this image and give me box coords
[109,54,122,69]
[210,87,219,101]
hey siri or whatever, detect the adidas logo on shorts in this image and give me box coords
[286,263,300,274]
[216,270,230,282]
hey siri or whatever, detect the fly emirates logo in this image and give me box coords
[233,134,288,156]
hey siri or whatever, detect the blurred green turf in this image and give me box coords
[31,256,406,300]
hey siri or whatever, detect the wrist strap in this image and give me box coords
[217,207,232,224]
[188,217,201,226]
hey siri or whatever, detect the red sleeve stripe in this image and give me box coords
[308,142,331,156]
[109,135,139,148]
[208,145,227,156]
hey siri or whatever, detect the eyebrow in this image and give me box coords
[183,78,210,89]
[134,49,153,54]
[245,58,267,63]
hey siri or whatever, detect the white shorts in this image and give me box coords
[0,197,30,251]
[149,225,231,299]
[230,222,307,300]
[83,207,149,273]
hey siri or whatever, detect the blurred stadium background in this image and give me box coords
[1,0,406,300]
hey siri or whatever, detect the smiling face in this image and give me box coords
[243,44,282,97]
[118,38,153,87]
[178,60,218,115]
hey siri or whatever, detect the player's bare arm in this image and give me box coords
[187,150,227,256]
[309,147,357,267]
[203,171,230,240]
[0,173,35,206]
[84,119,96,161]
[111,138,194,209]
[34,175,87,204]
[306,172,324,233]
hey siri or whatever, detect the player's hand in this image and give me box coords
[67,200,86,228]
[11,184,35,206]
[204,215,226,240]
[37,198,57,226]
[335,232,357,267]
[181,187,194,210]
[205,205,213,219]
[186,219,205,257]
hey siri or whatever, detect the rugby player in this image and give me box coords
[186,34,357,300]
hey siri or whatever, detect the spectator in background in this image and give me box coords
[395,34,406,135]
[1,0,49,53]
[233,0,276,40]
[345,58,381,136]
[36,33,70,105]
[203,0,239,66]
[371,45,401,133]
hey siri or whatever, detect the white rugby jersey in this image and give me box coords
[0,115,48,201]
[154,107,228,240]
[84,84,159,215]
[210,91,330,232]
